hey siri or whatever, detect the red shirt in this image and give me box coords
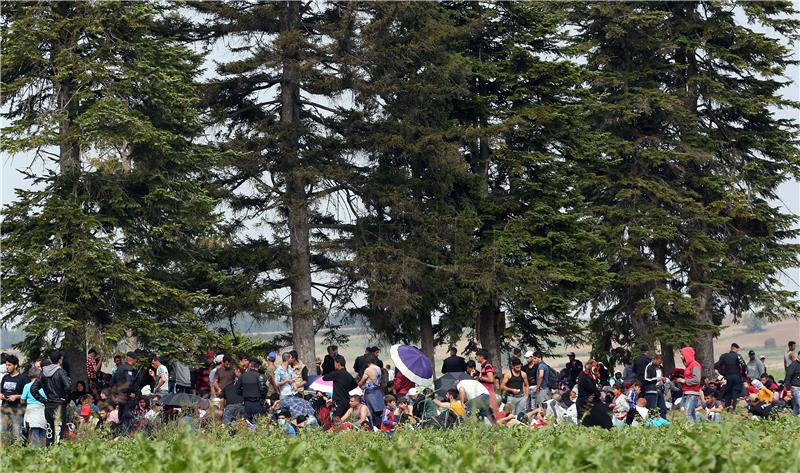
[480,362,495,393]
[380,407,395,432]
[393,370,415,397]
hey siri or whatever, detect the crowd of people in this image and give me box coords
[0,340,797,447]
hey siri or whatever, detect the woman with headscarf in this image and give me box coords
[576,359,601,418]
[576,360,612,429]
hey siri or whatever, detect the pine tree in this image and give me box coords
[191,1,360,364]
[573,1,800,374]
[1,1,220,378]
[452,1,608,364]
[347,1,475,362]
[352,2,606,367]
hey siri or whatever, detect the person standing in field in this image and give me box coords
[785,341,796,375]
[20,367,47,447]
[643,354,668,419]
[716,343,745,412]
[275,353,295,400]
[500,358,528,415]
[150,356,169,395]
[0,354,25,443]
[321,346,337,376]
[676,347,702,423]
[264,352,279,399]
[441,347,467,374]
[746,350,765,381]
[322,355,356,419]
[475,349,499,417]
[576,359,601,420]
[784,355,800,416]
[530,352,552,409]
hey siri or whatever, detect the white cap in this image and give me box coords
[214,354,224,364]
[524,351,534,358]
[407,387,418,397]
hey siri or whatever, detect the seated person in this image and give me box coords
[145,400,162,422]
[409,388,438,423]
[702,394,723,422]
[629,397,649,426]
[746,393,779,419]
[277,409,297,436]
[340,394,372,430]
[432,389,467,417]
[394,397,413,424]
[751,380,775,403]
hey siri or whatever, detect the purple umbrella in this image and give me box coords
[390,344,434,386]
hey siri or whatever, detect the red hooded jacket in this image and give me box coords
[680,347,702,394]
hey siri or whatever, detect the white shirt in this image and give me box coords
[456,379,489,400]
[154,365,169,392]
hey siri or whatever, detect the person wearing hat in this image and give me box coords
[566,352,583,388]
[746,350,766,381]
[441,347,467,374]
[716,342,745,411]
[264,351,279,399]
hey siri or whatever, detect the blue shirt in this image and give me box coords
[21,381,46,406]
[275,366,295,397]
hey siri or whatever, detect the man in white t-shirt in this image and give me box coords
[151,356,169,395]
[456,379,492,420]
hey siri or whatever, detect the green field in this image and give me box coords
[3,415,798,473]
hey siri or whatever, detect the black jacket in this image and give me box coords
[237,370,266,402]
[576,371,600,415]
[110,363,137,393]
[785,359,800,387]
[642,362,661,393]
[321,355,336,375]
[633,354,651,383]
[716,351,743,378]
[441,355,467,374]
[30,363,71,403]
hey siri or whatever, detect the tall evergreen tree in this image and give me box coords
[352,2,605,366]
[451,1,607,365]
[348,1,475,362]
[574,1,800,374]
[191,1,360,364]
[1,1,220,379]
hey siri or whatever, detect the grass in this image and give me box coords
[3,414,799,472]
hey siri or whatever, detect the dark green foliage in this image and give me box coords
[1,2,221,364]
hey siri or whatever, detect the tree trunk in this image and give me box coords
[478,302,503,375]
[660,340,676,374]
[62,327,86,388]
[281,1,316,366]
[420,313,435,369]
[692,286,716,378]
[54,2,83,387]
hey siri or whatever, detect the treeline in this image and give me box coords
[2,1,798,381]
